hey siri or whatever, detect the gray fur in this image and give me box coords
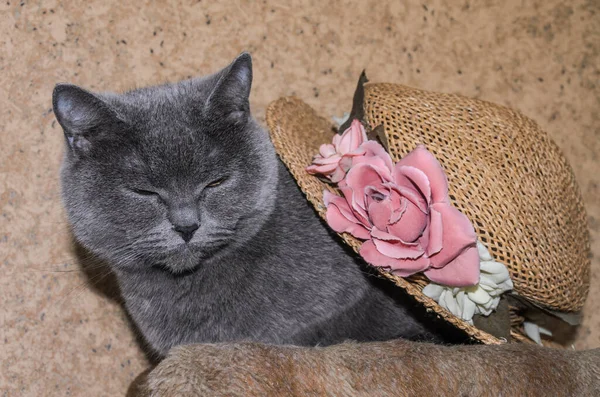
[54,53,445,358]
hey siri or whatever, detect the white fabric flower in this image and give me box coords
[423,241,513,324]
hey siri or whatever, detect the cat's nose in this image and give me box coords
[173,223,199,243]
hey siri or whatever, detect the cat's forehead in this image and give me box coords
[96,76,250,176]
[108,86,198,125]
[104,84,211,143]
[132,124,221,167]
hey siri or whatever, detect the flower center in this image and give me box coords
[370,191,386,202]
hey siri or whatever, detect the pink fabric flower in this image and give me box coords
[306,119,368,182]
[324,144,479,287]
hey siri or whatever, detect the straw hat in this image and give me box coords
[266,82,590,345]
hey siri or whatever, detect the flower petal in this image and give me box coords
[428,202,477,269]
[336,119,367,154]
[344,163,389,212]
[386,183,428,213]
[480,261,511,284]
[426,206,443,256]
[441,290,459,315]
[329,167,347,183]
[390,256,431,277]
[360,240,430,276]
[467,286,492,305]
[476,240,493,261]
[388,192,407,224]
[339,185,369,226]
[478,274,499,292]
[422,284,445,300]
[479,297,499,315]
[370,227,403,241]
[394,165,432,205]
[332,134,341,148]
[306,162,338,175]
[324,191,371,240]
[456,290,465,312]
[396,145,449,204]
[349,119,368,150]
[312,153,342,165]
[373,238,425,259]
[424,246,480,287]
[387,199,428,243]
[319,143,337,158]
[338,155,353,173]
[497,278,514,291]
[368,199,392,232]
[350,141,394,175]
[461,292,477,321]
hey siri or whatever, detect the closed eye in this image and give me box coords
[206,177,227,188]
[131,188,159,197]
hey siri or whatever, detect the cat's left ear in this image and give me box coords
[205,52,253,124]
[53,84,121,156]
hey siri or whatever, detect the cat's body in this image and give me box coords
[53,53,439,357]
[116,163,435,355]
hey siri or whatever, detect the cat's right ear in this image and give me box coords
[204,52,253,125]
[52,84,118,156]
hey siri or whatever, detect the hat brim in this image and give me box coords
[266,96,504,345]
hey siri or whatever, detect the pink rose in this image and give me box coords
[306,119,368,182]
[324,144,479,287]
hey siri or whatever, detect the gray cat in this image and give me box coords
[53,53,446,358]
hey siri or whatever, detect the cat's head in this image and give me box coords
[53,53,279,274]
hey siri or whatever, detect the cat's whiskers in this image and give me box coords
[20,248,108,276]
[46,267,116,318]
[121,234,171,252]
[113,250,147,266]
[204,229,235,246]
[209,228,235,236]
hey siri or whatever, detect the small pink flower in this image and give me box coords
[306,119,368,183]
[324,144,479,287]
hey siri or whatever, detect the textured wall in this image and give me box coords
[0,0,598,395]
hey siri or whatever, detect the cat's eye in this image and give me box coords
[206,177,227,188]
[131,188,159,197]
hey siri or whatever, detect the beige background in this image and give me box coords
[1,0,598,395]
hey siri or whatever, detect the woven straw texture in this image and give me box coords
[266,83,590,344]
[363,83,590,312]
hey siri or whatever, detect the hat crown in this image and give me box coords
[363,83,590,312]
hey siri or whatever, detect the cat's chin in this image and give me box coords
[152,245,202,274]
[152,243,226,275]
[153,262,200,275]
